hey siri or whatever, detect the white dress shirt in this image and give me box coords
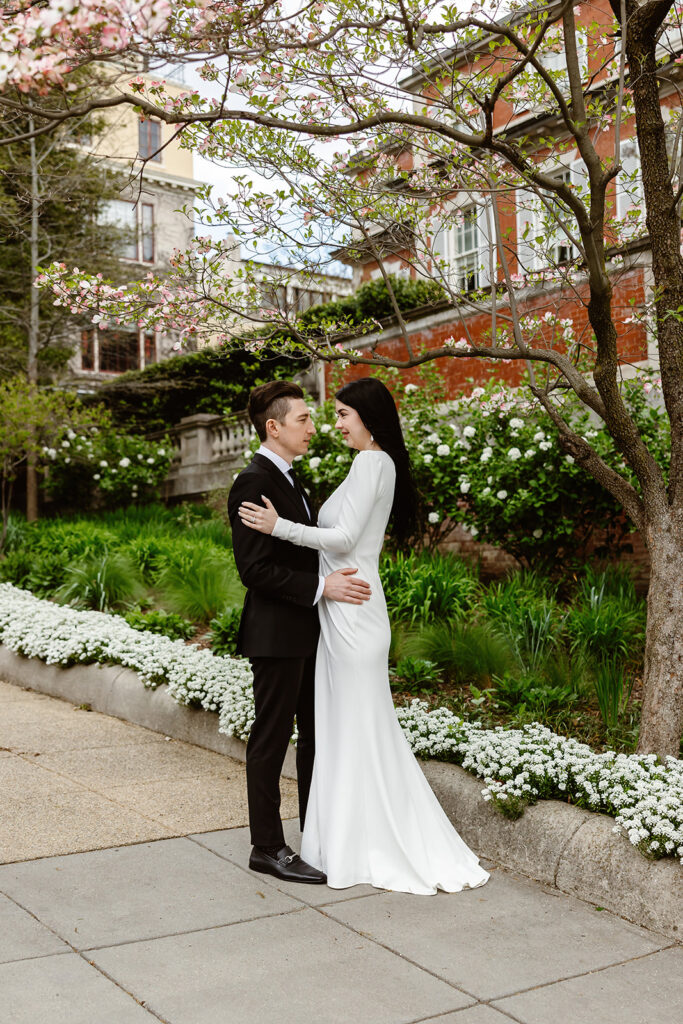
[256,445,325,605]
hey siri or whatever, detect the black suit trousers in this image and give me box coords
[246,655,316,848]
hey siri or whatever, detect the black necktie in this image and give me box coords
[286,469,311,520]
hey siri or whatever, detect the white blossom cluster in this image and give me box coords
[1,583,681,863]
[395,700,683,863]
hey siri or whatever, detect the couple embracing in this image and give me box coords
[227,377,488,895]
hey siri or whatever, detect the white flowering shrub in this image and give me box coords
[408,372,668,563]
[43,410,173,508]
[258,365,668,562]
[1,582,680,864]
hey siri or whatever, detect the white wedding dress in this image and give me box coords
[272,450,489,894]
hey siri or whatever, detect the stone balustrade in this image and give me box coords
[160,413,254,500]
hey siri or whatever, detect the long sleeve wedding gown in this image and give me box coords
[272,449,489,894]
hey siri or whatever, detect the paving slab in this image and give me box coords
[0,952,155,1024]
[0,837,301,949]
[493,946,683,1024]
[1,786,176,863]
[0,684,290,863]
[191,819,381,906]
[1,749,89,798]
[417,1008,515,1024]
[0,893,69,964]
[105,774,254,834]
[0,679,41,702]
[0,698,169,754]
[90,906,475,1024]
[35,737,235,785]
[325,868,666,1002]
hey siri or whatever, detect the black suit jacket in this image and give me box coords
[228,453,321,658]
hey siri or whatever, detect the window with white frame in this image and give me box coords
[615,137,643,238]
[547,169,575,264]
[100,200,155,263]
[453,206,482,292]
[512,31,588,116]
[80,327,157,374]
[432,202,490,293]
[516,163,582,274]
[138,118,162,162]
[140,202,155,262]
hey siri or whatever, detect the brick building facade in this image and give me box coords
[330,1,681,396]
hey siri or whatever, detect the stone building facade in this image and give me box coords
[70,70,203,381]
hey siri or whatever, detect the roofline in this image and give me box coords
[398,1,565,91]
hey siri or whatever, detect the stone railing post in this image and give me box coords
[159,412,253,500]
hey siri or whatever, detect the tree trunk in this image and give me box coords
[638,513,683,759]
[26,114,40,523]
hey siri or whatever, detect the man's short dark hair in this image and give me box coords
[248,381,305,441]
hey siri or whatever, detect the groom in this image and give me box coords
[228,381,371,884]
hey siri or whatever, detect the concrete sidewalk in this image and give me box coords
[1,682,681,1024]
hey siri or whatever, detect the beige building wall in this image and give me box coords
[94,74,196,187]
[70,70,205,381]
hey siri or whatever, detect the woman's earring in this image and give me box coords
[370,434,374,443]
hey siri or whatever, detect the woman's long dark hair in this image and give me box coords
[335,377,418,544]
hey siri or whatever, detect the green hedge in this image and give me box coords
[91,276,447,434]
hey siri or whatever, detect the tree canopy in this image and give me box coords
[0,84,133,381]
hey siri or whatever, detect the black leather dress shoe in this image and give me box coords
[249,845,327,884]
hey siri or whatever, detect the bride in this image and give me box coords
[239,377,488,895]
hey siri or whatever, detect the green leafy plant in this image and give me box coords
[186,517,233,549]
[125,535,173,586]
[55,552,144,611]
[24,556,73,598]
[123,608,195,641]
[2,512,27,553]
[157,547,244,623]
[0,547,33,588]
[542,649,589,696]
[209,607,242,656]
[380,550,481,624]
[9,518,117,562]
[478,570,555,623]
[504,603,564,676]
[493,673,579,719]
[592,657,634,731]
[566,577,644,663]
[390,657,441,694]
[406,618,516,685]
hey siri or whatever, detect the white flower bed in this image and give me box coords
[1,583,681,863]
[396,701,683,863]
[0,583,254,740]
